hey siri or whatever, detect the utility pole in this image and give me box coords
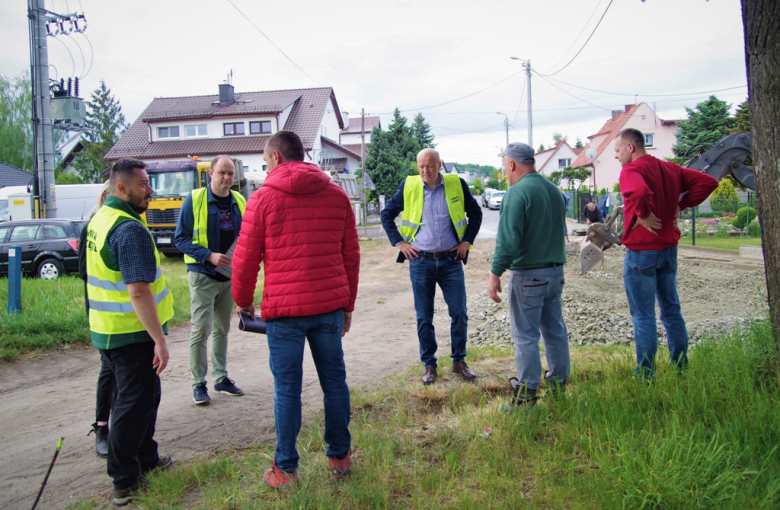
[360,108,367,236]
[524,60,533,149]
[496,112,509,150]
[29,0,57,218]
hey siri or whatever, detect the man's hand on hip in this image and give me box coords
[342,311,352,337]
[207,252,232,268]
[237,303,256,320]
[450,241,470,260]
[632,211,662,235]
[488,273,502,303]
[153,339,169,375]
[398,241,421,260]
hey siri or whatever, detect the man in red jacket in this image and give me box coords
[615,128,718,378]
[231,130,360,489]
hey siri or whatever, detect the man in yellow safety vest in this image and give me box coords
[380,148,483,385]
[86,158,174,506]
[174,155,246,405]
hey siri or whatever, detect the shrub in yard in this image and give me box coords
[709,178,740,215]
[732,206,758,229]
[748,218,761,237]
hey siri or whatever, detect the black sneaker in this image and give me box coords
[214,377,244,396]
[89,422,109,458]
[112,482,139,506]
[547,379,568,399]
[502,377,539,412]
[193,383,211,405]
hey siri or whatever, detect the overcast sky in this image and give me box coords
[1,0,748,166]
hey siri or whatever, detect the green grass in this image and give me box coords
[0,255,264,362]
[678,235,762,250]
[73,321,780,509]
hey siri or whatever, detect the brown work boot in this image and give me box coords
[422,366,438,385]
[452,361,477,380]
[263,460,298,491]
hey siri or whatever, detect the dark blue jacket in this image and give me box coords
[174,186,244,275]
[380,175,482,263]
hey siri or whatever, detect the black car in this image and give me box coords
[0,219,86,279]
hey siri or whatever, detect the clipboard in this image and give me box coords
[214,237,239,279]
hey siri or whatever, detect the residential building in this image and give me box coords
[442,162,478,184]
[105,84,360,174]
[570,103,680,190]
[0,161,34,188]
[339,116,381,162]
[535,141,583,177]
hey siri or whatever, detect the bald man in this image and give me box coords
[380,148,483,384]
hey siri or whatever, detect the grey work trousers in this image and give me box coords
[188,272,235,388]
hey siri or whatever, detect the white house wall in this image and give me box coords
[538,144,578,177]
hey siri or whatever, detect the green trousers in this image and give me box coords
[188,272,235,389]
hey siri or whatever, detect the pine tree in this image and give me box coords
[709,178,740,215]
[411,113,436,149]
[386,108,420,163]
[538,144,545,152]
[575,138,584,148]
[364,127,405,199]
[672,95,736,159]
[730,100,750,134]
[73,81,128,182]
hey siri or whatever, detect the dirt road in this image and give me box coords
[0,232,766,509]
[0,240,496,509]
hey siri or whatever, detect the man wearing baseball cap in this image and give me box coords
[488,143,571,410]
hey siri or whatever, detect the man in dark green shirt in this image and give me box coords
[488,143,571,410]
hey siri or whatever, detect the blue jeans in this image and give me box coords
[623,246,688,377]
[508,267,570,390]
[408,256,468,368]
[265,309,351,473]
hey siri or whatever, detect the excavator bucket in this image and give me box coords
[579,241,605,274]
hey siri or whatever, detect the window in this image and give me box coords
[223,122,245,136]
[43,224,68,239]
[0,227,9,242]
[10,225,40,242]
[249,121,271,134]
[185,124,207,137]
[558,158,572,168]
[157,126,180,139]
[645,133,654,148]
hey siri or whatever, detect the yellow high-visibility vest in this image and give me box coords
[87,204,174,338]
[399,174,468,244]
[184,187,246,264]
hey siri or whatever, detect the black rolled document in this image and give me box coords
[238,311,267,334]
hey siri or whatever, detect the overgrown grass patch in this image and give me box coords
[679,235,762,250]
[0,255,264,362]
[75,321,780,509]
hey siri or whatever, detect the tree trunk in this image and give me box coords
[741,0,780,349]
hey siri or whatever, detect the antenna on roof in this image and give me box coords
[230,69,233,85]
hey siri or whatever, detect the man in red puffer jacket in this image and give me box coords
[231,130,360,489]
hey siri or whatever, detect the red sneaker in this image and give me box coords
[263,460,298,491]
[328,449,351,481]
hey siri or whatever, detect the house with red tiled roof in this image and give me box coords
[535,140,583,177]
[339,116,381,161]
[105,84,360,174]
[570,103,680,190]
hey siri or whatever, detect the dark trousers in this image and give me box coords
[99,342,161,490]
[96,355,117,422]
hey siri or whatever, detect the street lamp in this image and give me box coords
[496,112,509,149]
[511,56,533,148]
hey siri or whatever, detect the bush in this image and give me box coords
[709,178,740,214]
[732,206,758,229]
[613,182,621,192]
[748,218,761,237]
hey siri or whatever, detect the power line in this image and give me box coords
[49,35,75,77]
[75,31,94,80]
[395,70,525,113]
[540,75,747,98]
[225,0,317,84]
[545,0,614,77]
[510,73,527,127]
[63,33,85,78]
[544,0,605,74]
[535,72,612,111]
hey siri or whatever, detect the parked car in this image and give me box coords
[482,189,496,208]
[0,219,86,279]
[488,191,506,210]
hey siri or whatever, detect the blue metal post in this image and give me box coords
[7,245,22,314]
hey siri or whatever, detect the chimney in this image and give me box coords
[625,104,634,113]
[611,110,622,120]
[218,83,235,106]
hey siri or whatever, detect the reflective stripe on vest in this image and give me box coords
[399,174,468,243]
[86,204,174,336]
[184,187,247,264]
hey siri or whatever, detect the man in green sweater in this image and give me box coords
[488,143,570,409]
